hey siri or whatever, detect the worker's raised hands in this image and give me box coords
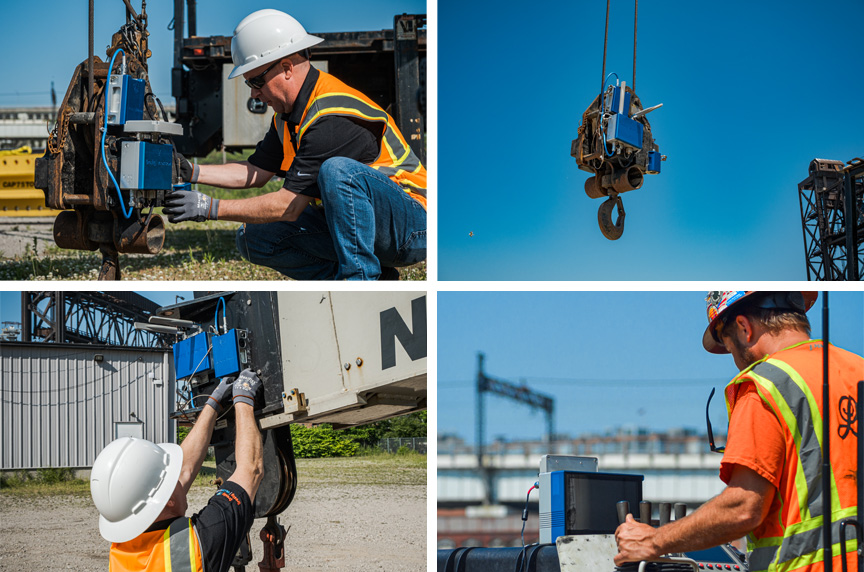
[233,369,262,407]
[205,376,235,413]
[163,188,219,223]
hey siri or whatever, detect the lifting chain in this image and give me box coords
[47,107,71,155]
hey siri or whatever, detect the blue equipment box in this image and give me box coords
[119,141,174,190]
[647,150,662,174]
[173,332,212,380]
[610,85,631,115]
[212,329,244,378]
[607,114,644,150]
[106,74,145,125]
[539,470,643,543]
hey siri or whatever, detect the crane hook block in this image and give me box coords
[571,76,664,240]
[598,196,625,241]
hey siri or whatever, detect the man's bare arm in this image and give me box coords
[227,403,264,502]
[177,405,218,494]
[197,161,275,189]
[216,187,313,223]
[614,465,775,564]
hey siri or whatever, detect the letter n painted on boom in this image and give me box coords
[380,296,427,369]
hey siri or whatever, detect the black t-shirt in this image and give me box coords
[247,66,382,199]
[148,480,254,572]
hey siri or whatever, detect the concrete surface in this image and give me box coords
[0,217,55,259]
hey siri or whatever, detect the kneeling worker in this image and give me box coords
[166,9,427,281]
[90,370,263,572]
[615,292,860,572]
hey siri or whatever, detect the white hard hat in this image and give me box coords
[90,437,183,543]
[228,9,324,80]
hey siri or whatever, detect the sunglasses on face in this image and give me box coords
[245,60,280,90]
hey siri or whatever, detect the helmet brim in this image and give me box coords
[227,34,325,80]
[98,442,184,543]
[702,291,818,354]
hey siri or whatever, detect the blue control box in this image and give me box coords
[106,75,145,125]
[173,332,212,380]
[607,114,644,150]
[119,141,173,190]
[212,329,243,378]
[647,150,662,174]
[610,86,631,115]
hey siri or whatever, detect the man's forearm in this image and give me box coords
[178,405,218,492]
[615,465,773,564]
[197,161,273,189]
[217,188,313,223]
[234,403,263,495]
[652,488,765,553]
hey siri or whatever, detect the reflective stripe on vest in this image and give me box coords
[164,518,202,572]
[748,508,858,572]
[725,345,858,572]
[274,71,427,207]
[109,518,204,572]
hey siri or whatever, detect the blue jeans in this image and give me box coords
[236,157,426,280]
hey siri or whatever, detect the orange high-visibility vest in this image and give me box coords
[725,340,860,572]
[109,518,204,572]
[275,70,427,209]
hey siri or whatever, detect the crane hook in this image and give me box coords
[598,195,625,240]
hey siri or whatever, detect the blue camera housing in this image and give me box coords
[173,332,212,380]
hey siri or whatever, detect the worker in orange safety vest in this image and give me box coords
[615,291,860,572]
[166,9,427,281]
[90,369,264,572]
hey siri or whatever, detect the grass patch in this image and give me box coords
[0,468,90,497]
[190,460,219,490]
[295,455,426,487]
[0,217,425,281]
[191,455,427,490]
[0,455,425,499]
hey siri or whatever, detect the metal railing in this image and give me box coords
[377,437,427,454]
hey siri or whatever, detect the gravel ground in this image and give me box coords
[0,480,426,571]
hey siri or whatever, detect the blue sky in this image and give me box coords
[438,291,864,443]
[0,0,426,107]
[438,0,864,281]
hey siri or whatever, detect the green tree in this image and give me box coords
[177,426,191,444]
[384,411,426,438]
[290,424,359,458]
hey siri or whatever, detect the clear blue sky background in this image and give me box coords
[438,291,864,444]
[438,0,864,281]
[1,291,193,330]
[0,0,426,107]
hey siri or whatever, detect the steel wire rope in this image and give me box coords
[600,0,610,96]
[633,0,638,91]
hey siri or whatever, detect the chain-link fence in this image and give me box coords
[377,437,427,454]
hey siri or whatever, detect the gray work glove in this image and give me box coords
[174,150,199,183]
[163,188,219,223]
[205,377,234,413]
[232,369,262,407]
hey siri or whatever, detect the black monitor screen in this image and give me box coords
[564,472,643,534]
